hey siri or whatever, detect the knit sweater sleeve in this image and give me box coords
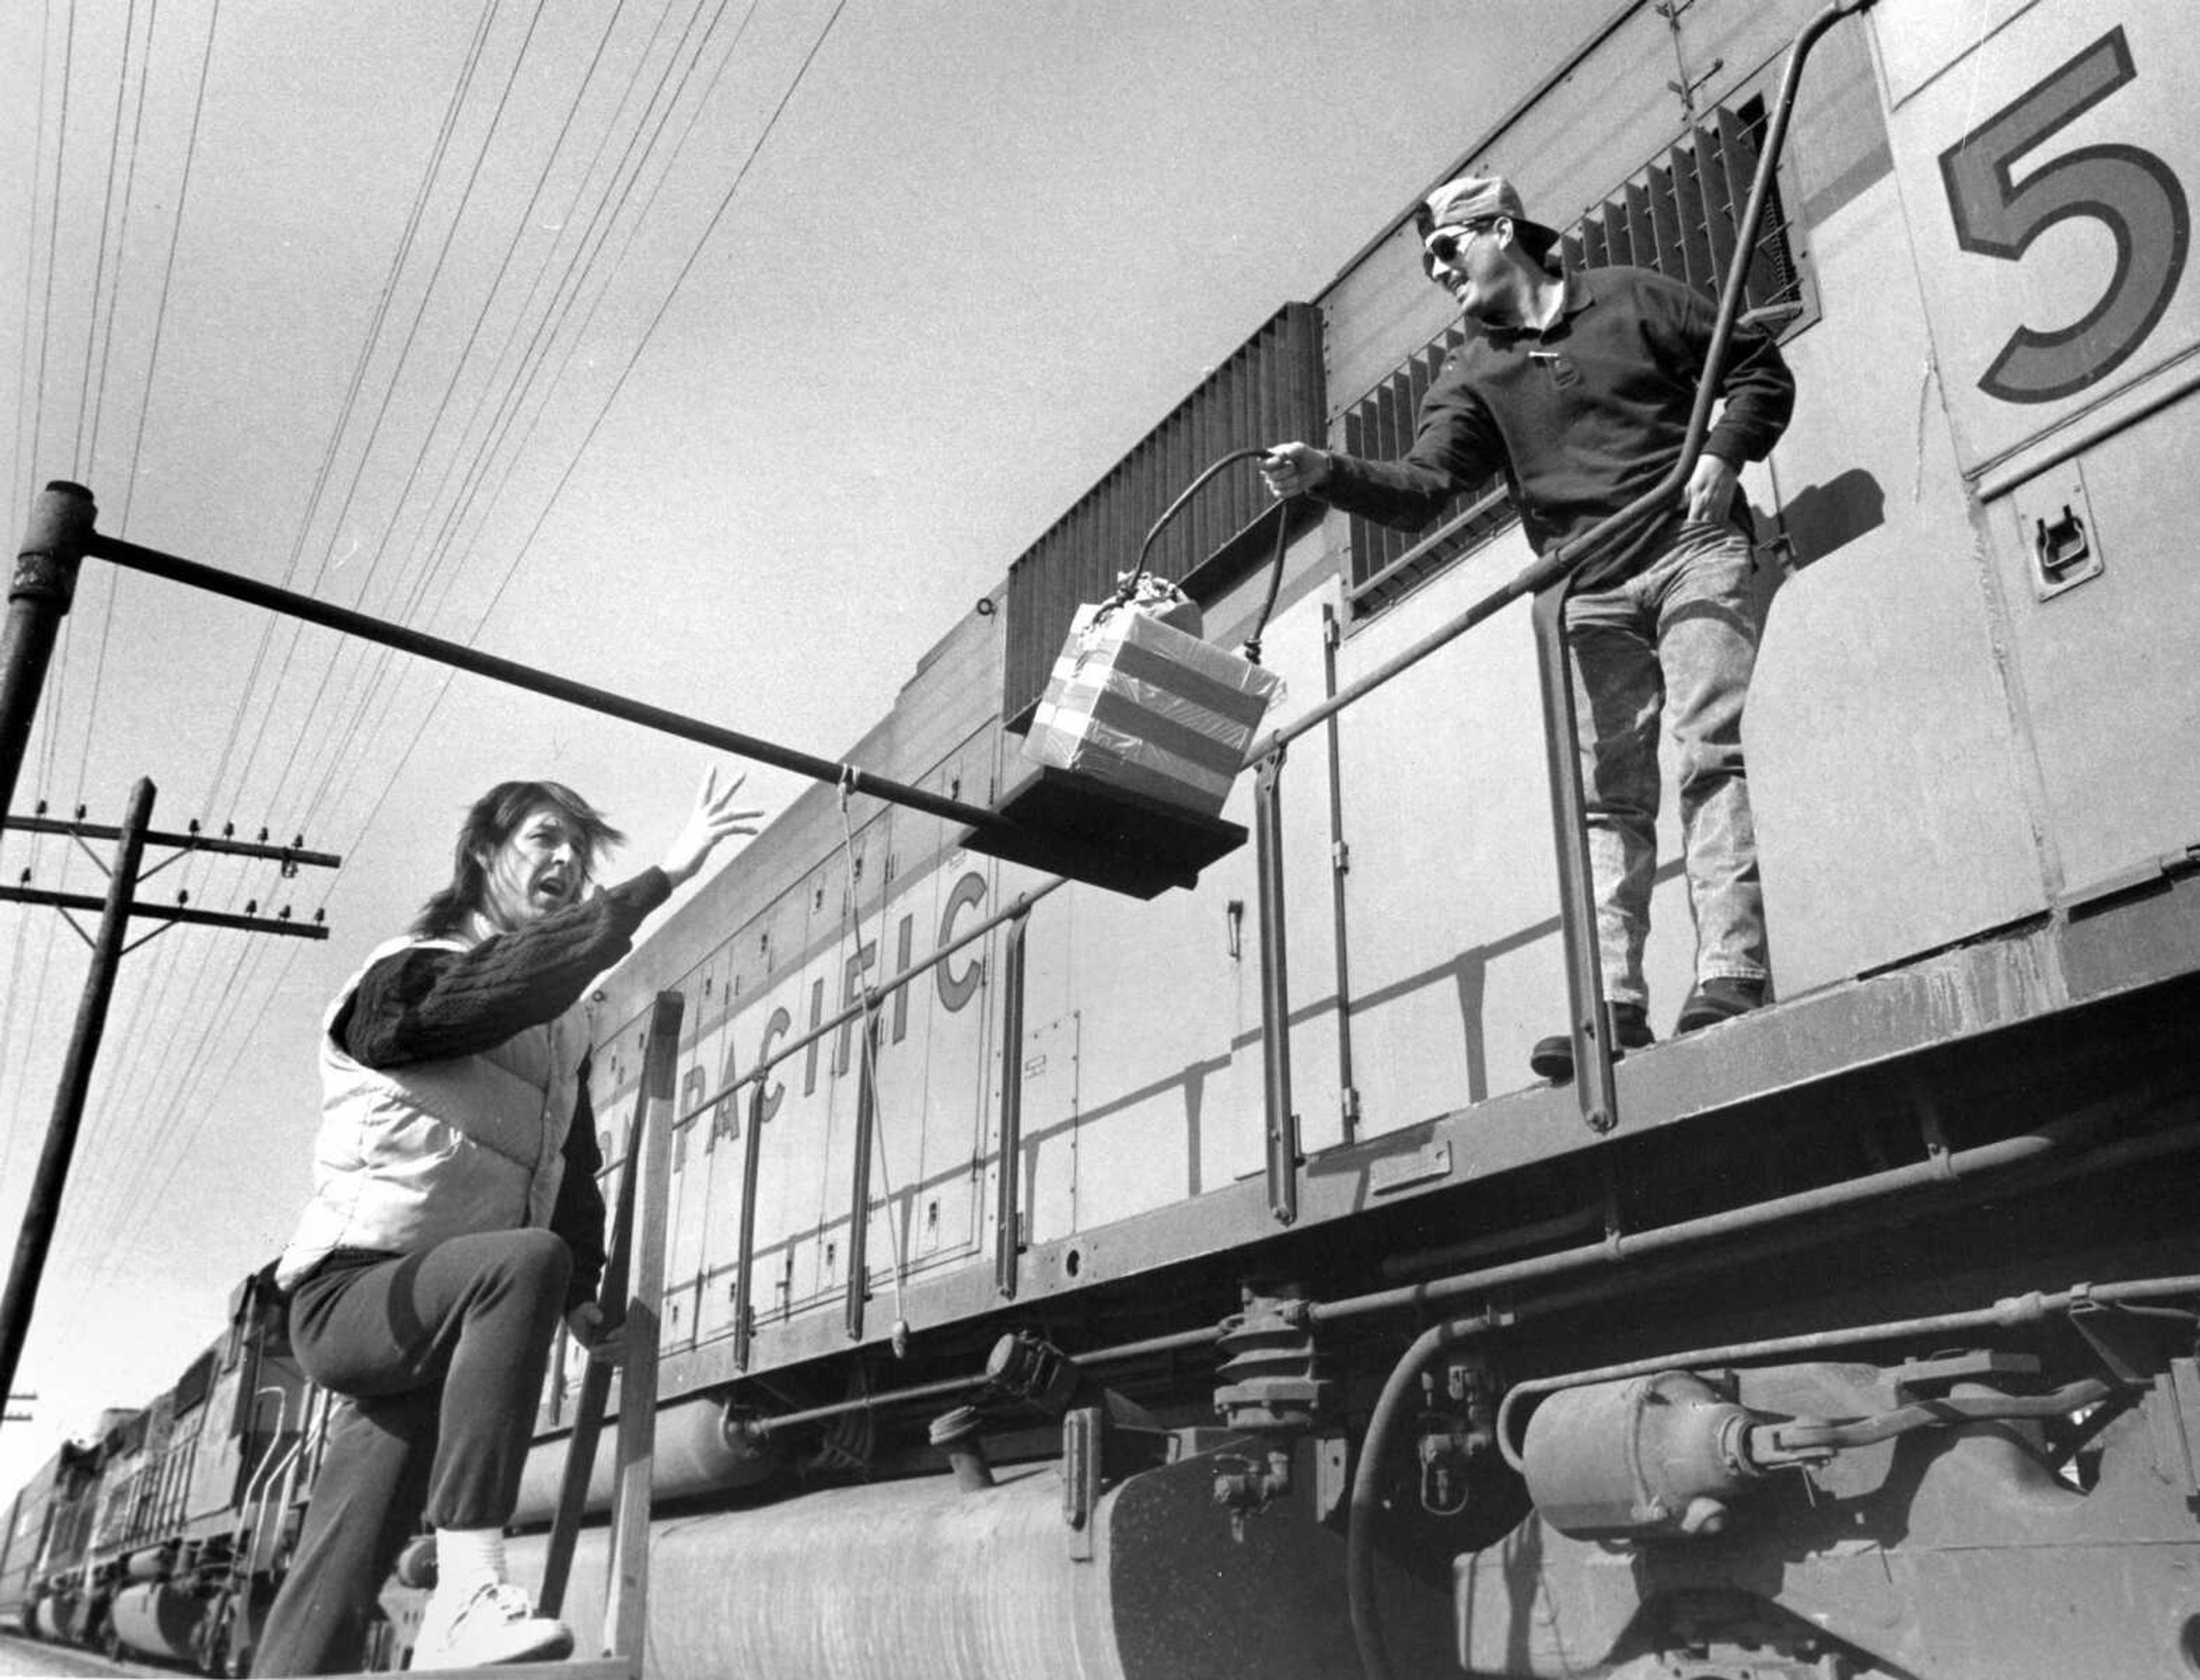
[336,868,672,1068]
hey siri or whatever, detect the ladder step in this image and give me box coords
[285,1662,633,1680]
[392,1659,635,1680]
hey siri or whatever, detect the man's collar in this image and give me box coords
[1483,269,1592,340]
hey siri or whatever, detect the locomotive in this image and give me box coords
[8,0,2199,1675]
[0,1269,315,1674]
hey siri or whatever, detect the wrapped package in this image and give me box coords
[1022,599,1285,819]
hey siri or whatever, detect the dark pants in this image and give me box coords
[250,1229,569,1677]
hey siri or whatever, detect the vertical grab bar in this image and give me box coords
[732,1077,769,1372]
[1531,588,1620,1134]
[1321,605,1360,1142]
[602,990,684,1661]
[1255,751,1300,1224]
[993,913,1030,1299]
[843,1002,883,1343]
[539,989,683,1639]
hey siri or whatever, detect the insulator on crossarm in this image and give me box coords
[176,890,190,906]
[257,828,269,844]
[74,804,84,820]
[222,823,234,839]
[34,799,47,815]
[188,819,201,835]
[278,906,292,921]
[245,900,257,915]
[313,908,326,924]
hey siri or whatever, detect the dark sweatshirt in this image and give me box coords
[1318,264,1795,589]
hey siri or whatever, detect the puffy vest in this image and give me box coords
[274,934,591,1291]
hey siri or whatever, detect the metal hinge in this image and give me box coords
[2057,844,2200,918]
[1062,1407,1101,1561]
[1331,839,1350,874]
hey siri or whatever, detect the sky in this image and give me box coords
[0,0,1617,1491]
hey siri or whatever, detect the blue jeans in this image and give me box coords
[1562,524,1768,1012]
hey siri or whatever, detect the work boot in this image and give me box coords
[1529,1002,1654,1083]
[410,1580,573,1669]
[1674,976,1770,1036]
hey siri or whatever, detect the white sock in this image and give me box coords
[435,1526,507,1594]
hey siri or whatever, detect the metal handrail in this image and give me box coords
[638,875,1063,1364]
[1243,0,1869,1183]
[653,878,1065,1148]
[230,1386,296,1574]
[642,874,1064,1368]
[1247,2,1828,771]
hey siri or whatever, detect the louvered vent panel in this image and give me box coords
[1002,303,1325,730]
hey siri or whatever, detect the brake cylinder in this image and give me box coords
[1519,1371,1762,1539]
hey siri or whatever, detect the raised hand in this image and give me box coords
[659,766,767,887]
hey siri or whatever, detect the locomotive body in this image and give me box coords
[0,1435,102,1642]
[2,1273,313,1674]
[524,0,2200,1675]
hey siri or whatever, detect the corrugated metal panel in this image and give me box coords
[1346,98,1814,613]
[1001,303,1325,729]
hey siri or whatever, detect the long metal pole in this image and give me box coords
[0,483,93,823]
[82,519,1008,836]
[0,777,155,1411]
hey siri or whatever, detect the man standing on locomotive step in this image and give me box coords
[1262,175,1794,1081]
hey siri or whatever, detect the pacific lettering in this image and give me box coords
[936,871,987,1012]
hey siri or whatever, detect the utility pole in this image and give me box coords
[0,778,339,1415]
[0,483,92,824]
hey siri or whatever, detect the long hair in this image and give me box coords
[411,780,626,938]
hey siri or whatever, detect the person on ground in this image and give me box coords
[253,766,764,1674]
[1260,174,1794,1080]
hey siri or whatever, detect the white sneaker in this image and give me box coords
[411,1580,575,1669]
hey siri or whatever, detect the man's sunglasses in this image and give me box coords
[1419,219,1500,278]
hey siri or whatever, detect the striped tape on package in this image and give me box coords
[1023,602,1285,818]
